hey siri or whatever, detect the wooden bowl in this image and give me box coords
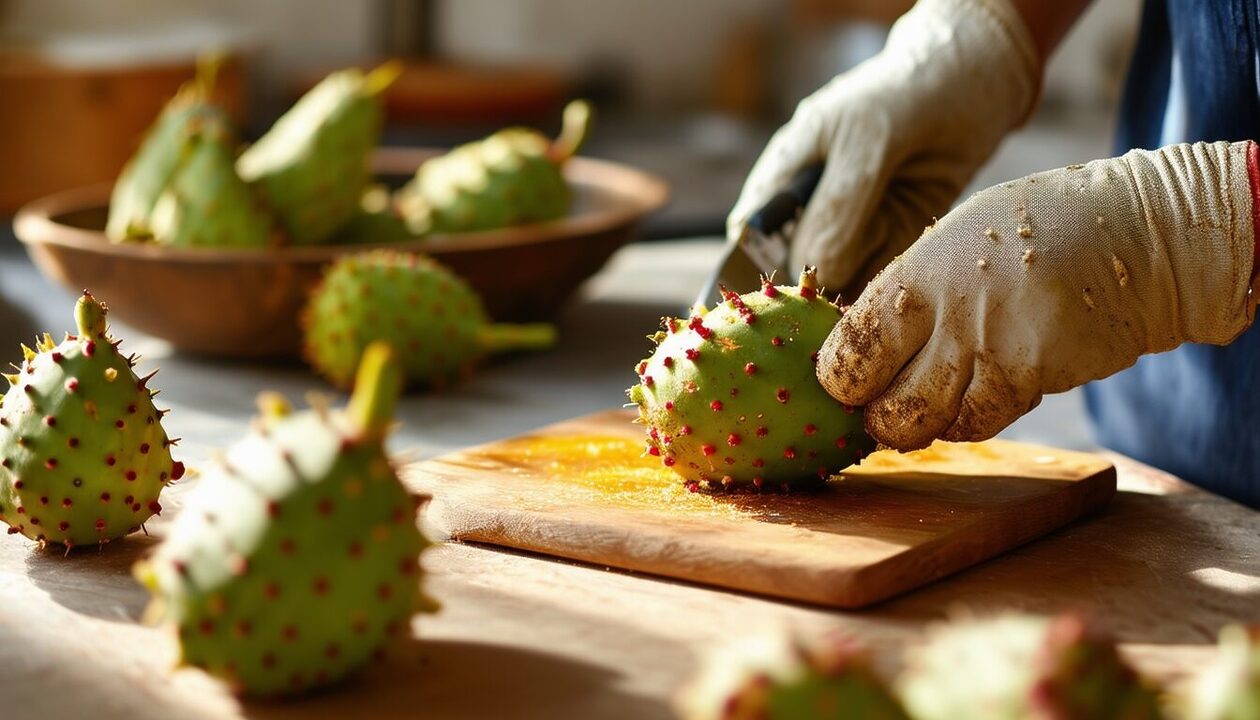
[13,148,668,359]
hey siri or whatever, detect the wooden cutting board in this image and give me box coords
[405,410,1116,608]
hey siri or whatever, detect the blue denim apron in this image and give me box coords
[1085,0,1260,507]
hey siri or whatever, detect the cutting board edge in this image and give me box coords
[418,460,1117,609]
[406,408,1124,609]
[838,461,1119,606]
[420,492,879,607]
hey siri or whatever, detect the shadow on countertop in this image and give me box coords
[23,533,159,624]
[244,638,668,720]
[880,487,1260,646]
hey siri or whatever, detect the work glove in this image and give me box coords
[817,141,1259,450]
[727,0,1041,292]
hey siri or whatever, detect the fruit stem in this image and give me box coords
[799,266,818,291]
[477,323,558,355]
[192,50,224,98]
[549,100,594,163]
[75,291,108,338]
[365,60,404,97]
[347,342,402,440]
[256,392,293,420]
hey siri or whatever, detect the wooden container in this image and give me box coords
[13,148,668,359]
[0,50,246,214]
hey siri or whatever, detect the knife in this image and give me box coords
[694,161,824,309]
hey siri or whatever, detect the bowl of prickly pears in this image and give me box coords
[13,148,667,359]
[14,62,667,358]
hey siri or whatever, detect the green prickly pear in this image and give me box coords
[677,631,910,720]
[0,292,181,549]
[134,343,433,698]
[395,100,592,235]
[147,116,273,248]
[237,64,399,246]
[627,268,875,492]
[898,613,1165,720]
[328,186,418,245]
[1179,625,1259,720]
[107,55,233,243]
[301,250,556,389]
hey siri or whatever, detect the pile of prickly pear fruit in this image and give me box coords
[679,613,1189,720]
[677,632,910,720]
[107,61,402,249]
[301,249,557,389]
[396,99,593,235]
[107,58,272,248]
[108,57,593,249]
[134,343,432,697]
[898,613,1165,720]
[628,267,875,492]
[0,291,182,549]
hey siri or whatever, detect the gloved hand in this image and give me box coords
[727,0,1041,293]
[817,141,1259,451]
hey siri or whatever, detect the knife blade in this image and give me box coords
[694,162,824,309]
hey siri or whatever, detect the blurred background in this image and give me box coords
[1,0,1138,234]
[0,0,1145,449]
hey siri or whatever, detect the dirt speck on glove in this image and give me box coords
[1111,256,1129,287]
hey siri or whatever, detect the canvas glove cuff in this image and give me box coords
[817,141,1259,451]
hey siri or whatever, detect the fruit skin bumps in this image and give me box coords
[627,267,875,492]
[396,100,592,234]
[301,250,556,389]
[677,632,910,720]
[135,344,432,697]
[237,64,399,246]
[106,59,270,248]
[0,292,181,548]
[897,613,1165,720]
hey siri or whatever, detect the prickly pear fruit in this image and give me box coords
[146,116,273,248]
[107,55,233,243]
[898,613,1165,720]
[627,268,874,492]
[395,100,592,235]
[134,343,432,698]
[1179,625,1259,720]
[238,63,399,246]
[0,292,180,548]
[328,186,417,245]
[301,250,557,389]
[677,631,910,720]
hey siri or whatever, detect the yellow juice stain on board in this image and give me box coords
[478,434,750,519]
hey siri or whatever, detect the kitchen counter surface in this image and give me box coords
[0,239,1257,719]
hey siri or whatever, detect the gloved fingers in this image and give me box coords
[788,113,892,290]
[940,352,1040,443]
[725,110,826,243]
[863,335,974,451]
[816,266,933,406]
